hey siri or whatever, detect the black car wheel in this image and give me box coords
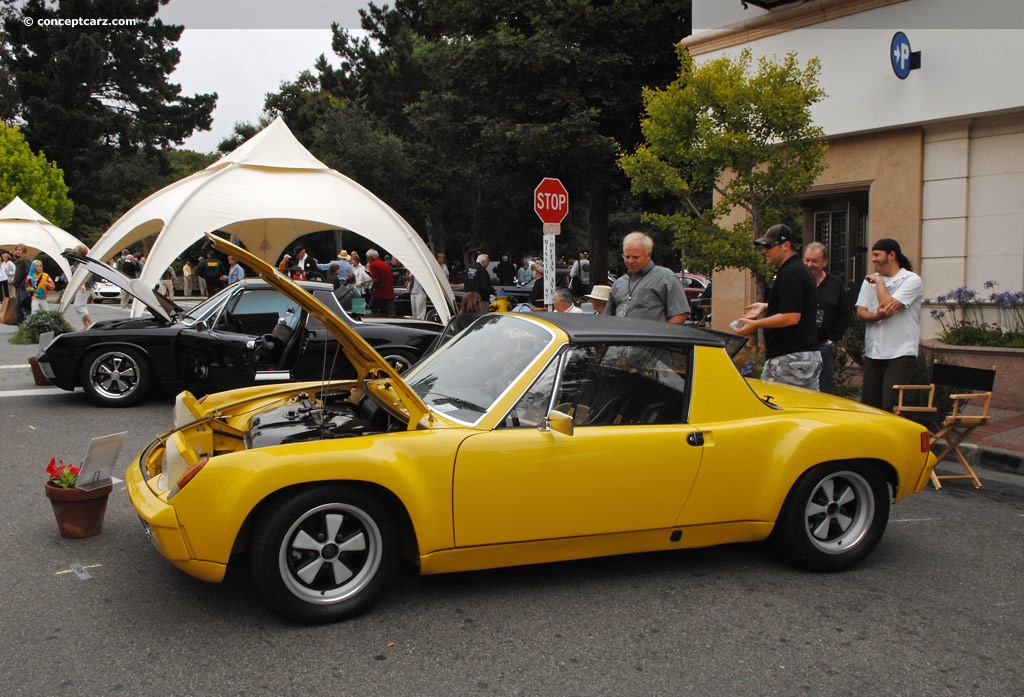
[379,349,417,374]
[771,462,890,572]
[80,347,152,407]
[249,486,400,624]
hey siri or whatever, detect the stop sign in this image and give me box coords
[534,177,569,224]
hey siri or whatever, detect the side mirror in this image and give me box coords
[544,409,574,436]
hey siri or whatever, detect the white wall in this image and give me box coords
[691,0,1024,139]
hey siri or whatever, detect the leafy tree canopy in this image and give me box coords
[621,47,827,285]
[249,0,690,278]
[0,121,73,227]
[3,0,216,239]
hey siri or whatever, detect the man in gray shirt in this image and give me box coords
[605,231,689,323]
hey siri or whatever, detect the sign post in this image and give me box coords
[534,178,569,310]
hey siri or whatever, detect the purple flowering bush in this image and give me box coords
[929,281,1024,348]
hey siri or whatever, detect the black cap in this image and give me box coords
[293,245,304,255]
[872,238,912,269]
[754,224,794,247]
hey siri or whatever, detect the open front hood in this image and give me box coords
[205,234,429,422]
[62,251,181,323]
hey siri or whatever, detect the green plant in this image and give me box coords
[46,457,81,488]
[8,310,73,344]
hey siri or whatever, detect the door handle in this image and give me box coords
[686,431,704,447]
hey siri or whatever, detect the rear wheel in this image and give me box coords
[80,347,152,407]
[771,462,890,571]
[249,486,400,624]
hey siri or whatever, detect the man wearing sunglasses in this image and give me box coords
[732,224,821,390]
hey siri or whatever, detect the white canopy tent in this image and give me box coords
[61,117,455,321]
[0,197,83,280]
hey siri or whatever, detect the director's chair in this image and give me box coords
[894,362,997,489]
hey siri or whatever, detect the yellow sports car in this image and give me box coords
[127,236,937,624]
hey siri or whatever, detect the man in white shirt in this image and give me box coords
[856,238,924,411]
[552,288,583,313]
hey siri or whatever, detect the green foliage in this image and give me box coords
[247,0,690,277]
[620,47,827,286]
[9,309,73,344]
[3,0,216,238]
[0,122,73,226]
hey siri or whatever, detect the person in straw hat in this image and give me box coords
[585,284,611,315]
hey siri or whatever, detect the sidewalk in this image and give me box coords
[960,406,1024,477]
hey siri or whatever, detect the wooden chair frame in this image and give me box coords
[894,362,997,489]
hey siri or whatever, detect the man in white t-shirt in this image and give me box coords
[856,238,924,412]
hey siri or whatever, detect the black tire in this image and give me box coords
[80,347,152,407]
[770,462,890,572]
[378,348,417,374]
[249,486,400,624]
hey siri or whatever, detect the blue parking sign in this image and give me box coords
[891,32,913,79]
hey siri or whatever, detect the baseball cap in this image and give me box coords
[754,224,794,247]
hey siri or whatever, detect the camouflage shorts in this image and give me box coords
[761,351,822,390]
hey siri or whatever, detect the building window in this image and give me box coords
[804,194,868,294]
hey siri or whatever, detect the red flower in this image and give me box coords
[45,457,81,488]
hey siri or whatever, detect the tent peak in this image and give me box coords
[0,196,55,225]
[206,117,328,172]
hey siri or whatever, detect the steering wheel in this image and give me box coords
[258,333,285,362]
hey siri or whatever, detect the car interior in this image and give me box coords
[502,343,691,429]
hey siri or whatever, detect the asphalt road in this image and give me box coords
[1,325,1022,696]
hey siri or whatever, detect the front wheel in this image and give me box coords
[249,486,400,624]
[770,462,890,572]
[80,347,152,407]
[379,349,417,374]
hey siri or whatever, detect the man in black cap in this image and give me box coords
[733,223,821,389]
[855,237,924,411]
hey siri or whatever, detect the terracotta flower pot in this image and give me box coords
[44,481,113,539]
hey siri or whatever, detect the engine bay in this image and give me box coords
[247,389,404,448]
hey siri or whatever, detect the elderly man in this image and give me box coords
[463,252,494,300]
[605,232,689,323]
[804,241,851,393]
[552,288,582,313]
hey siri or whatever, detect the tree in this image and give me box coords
[620,47,827,287]
[252,0,690,279]
[3,0,216,239]
[0,122,73,227]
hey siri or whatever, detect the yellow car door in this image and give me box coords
[452,343,703,547]
[452,423,703,547]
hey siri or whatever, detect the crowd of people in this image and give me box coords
[3,229,925,414]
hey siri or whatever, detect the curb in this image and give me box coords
[960,443,1024,477]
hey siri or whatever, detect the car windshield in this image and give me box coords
[403,314,554,424]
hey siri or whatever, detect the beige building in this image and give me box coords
[687,0,1024,336]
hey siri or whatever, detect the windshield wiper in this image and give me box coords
[423,392,487,413]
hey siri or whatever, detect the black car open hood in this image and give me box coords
[63,252,182,323]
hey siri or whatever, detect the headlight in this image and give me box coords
[173,392,201,428]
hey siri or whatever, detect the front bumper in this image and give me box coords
[125,443,227,583]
